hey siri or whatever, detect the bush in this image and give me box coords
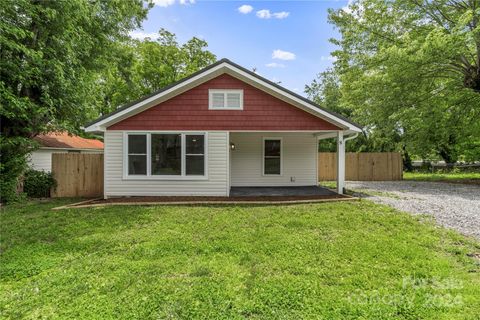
[0,136,33,203]
[23,169,57,198]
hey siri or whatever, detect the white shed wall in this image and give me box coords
[230,132,318,187]
[28,149,103,172]
[104,131,229,197]
[28,150,59,172]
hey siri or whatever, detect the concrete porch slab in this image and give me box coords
[230,186,337,197]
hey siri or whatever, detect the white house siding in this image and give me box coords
[28,149,61,172]
[104,131,229,197]
[230,132,318,187]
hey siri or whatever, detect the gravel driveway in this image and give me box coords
[346,181,480,239]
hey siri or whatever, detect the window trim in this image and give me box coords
[208,89,244,110]
[126,133,148,176]
[262,137,283,176]
[123,132,208,180]
[185,134,206,176]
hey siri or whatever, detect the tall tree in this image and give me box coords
[0,0,151,201]
[95,29,216,115]
[320,0,480,163]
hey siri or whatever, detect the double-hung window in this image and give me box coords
[127,134,147,175]
[263,138,282,175]
[126,133,206,178]
[209,89,243,110]
[185,135,205,175]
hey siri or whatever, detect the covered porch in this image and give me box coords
[228,131,354,195]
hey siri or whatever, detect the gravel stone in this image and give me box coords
[346,181,480,239]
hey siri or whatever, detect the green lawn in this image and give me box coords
[403,172,480,184]
[1,200,479,319]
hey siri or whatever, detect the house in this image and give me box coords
[85,59,361,198]
[28,132,104,172]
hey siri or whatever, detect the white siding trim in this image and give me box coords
[226,131,231,197]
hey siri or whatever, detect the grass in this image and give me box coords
[403,172,480,184]
[1,200,480,319]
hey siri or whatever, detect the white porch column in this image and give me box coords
[336,131,345,194]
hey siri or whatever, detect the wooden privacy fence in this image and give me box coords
[51,153,104,197]
[318,152,403,181]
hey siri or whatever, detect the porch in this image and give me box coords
[229,131,351,195]
[230,186,337,197]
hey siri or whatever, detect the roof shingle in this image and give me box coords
[34,132,103,150]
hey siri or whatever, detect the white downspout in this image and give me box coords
[344,133,359,143]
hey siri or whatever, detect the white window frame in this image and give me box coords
[123,132,208,180]
[262,137,283,176]
[126,133,148,176]
[208,89,244,110]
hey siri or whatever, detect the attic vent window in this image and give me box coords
[209,89,243,110]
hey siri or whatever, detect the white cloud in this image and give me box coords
[272,49,296,61]
[273,11,289,19]
[342,0,354,13]
[256,9,271,19]
[265,62,285,68]
[238,4,253,14]
[153,0,175,7]
[153,0,194,7]
[130,31,158,40]
[256,9,289,19]
[321,55,337,62]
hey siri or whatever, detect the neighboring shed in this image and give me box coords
[28,132,103,172]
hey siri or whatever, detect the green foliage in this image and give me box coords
[403,171,480,183]
[23,169,56,198]
[309,0,480,162]
[95,29,216,115]
[0,136,33,203]
[0,0,150,202]
[1,200,479,318]
[0,1,215,202]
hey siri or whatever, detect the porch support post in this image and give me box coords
[336,131,345,194]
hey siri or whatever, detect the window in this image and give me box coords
[263,138,282,175]
[128,134,147,175]
[209,89,243,110]
[186,135,205,175]
[151,134,181,175]
[125,133,206,178]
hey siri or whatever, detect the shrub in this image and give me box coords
[23,169,57,198]
[0,136,33,203]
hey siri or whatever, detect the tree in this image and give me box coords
[320,0,480,163]
[306,69,403,154]
[95,29,216,115]
[0,0,150,201]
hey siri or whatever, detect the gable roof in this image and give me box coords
[84,58,362,133]
[34,132,104,150]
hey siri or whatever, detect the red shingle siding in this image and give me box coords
[108,74,341,131]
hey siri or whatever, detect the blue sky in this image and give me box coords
[131,1,349,95]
